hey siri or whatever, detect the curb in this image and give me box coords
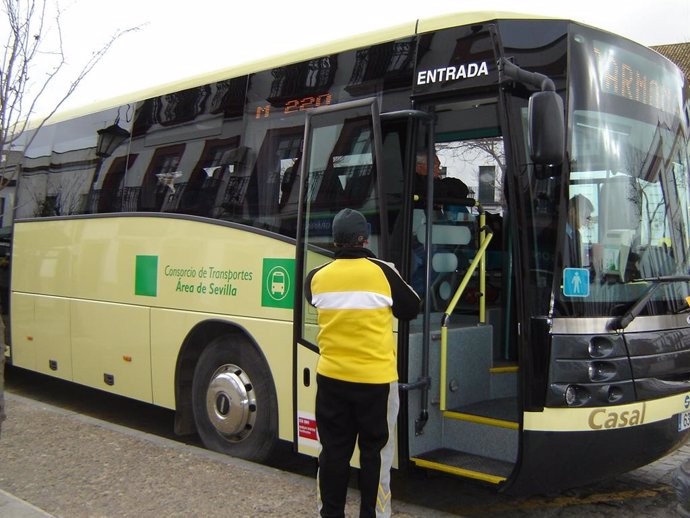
[0,488,54,518]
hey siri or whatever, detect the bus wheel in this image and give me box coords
[191,335,278,463]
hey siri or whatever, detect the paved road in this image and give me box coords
[1,392,451,518]
[2,366,690,517]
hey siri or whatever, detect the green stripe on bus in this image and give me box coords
[135,255,158,297]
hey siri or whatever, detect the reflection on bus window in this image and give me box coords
[412,137,506,312]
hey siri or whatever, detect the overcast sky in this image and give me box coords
[18,0,690,114]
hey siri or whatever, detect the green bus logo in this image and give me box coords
[262,258,294,309]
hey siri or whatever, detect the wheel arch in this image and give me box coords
[173,319,271,436]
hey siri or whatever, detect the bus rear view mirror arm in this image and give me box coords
[498,57,565,167]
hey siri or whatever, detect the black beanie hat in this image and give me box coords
[332,208,368,245]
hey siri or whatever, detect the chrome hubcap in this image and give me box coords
[205,364,257,441]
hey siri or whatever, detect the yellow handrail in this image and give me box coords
[479,211,487,324]
[439,216,493,412]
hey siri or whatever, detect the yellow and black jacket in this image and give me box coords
[305,247,420,384]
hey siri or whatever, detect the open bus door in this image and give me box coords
[399,97,521,488]
[292,99,387,458]
[403,57,566,493]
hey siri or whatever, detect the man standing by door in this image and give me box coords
[305,208,420,518]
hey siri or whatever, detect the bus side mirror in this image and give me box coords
[528,91,565,167]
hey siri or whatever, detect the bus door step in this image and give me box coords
[445,397,519,429]
[411,448,513,485]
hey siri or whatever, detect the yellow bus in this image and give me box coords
[5,11,690,494]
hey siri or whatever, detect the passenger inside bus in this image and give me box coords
[565,194,594,267]
[410,151,472,301]
[413,151,471,208]
[538,193,594,274]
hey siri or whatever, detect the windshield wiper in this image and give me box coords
[607,275,690,331]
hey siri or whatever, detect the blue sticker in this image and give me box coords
[563,268,590,297]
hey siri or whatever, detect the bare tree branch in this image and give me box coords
[0,0,139,189]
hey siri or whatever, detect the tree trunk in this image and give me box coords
[0,269,9,439]
[0,342,5,438]
[0,316,5,438]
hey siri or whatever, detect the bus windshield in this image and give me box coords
[553,27,690,318]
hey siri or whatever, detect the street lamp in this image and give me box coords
[96,119,130,158]
[88,118,131,213]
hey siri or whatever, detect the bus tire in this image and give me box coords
[191,335,278,463]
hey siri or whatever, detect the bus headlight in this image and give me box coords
[588,361,616,382]
[608,386,624,403]
[565,385,591,406]
[588,336,614,358]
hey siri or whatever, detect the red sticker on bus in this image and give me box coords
[298,416,318,441]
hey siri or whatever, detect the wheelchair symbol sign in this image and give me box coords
[563,268,590,297]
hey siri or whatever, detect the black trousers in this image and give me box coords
[316,374,399,518]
